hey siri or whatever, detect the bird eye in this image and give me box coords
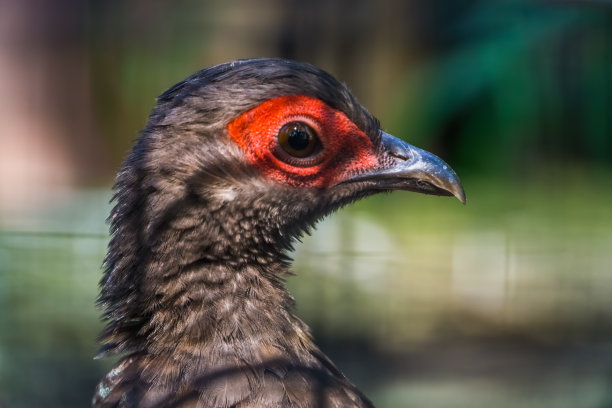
[277,122,321,159]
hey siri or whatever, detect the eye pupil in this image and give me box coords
[276,121,321,161]
[288,129,311,151]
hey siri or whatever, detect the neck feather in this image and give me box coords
[98,183,317,369]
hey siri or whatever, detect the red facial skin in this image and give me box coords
[227,95,379,188]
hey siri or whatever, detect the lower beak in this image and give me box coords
[347,132,466,204]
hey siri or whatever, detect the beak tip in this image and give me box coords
[455,188,466,205]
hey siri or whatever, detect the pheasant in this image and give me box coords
[93,58,464,408]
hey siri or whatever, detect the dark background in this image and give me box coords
[1,0,612,407]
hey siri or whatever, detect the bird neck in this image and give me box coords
[97,159,330,388]
[141,256,327,393]
[143,261,312,359]
[99,193,318,373]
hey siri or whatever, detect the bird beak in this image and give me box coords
[346,131,466,203]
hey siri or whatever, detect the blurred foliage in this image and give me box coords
[389,1,612,176]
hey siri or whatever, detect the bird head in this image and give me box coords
[99,58,464,356]
[115,59,464,259]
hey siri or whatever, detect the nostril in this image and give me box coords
[388,149,410,161]
[381,131,412,161]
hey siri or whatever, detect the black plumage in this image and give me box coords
[93,58,464,408]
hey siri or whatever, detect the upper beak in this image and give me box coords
[346,131,466,204]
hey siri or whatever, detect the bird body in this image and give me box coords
[93,58,464,408]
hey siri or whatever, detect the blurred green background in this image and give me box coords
[1,0,612,407]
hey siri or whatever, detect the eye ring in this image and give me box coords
[274,121,324,167]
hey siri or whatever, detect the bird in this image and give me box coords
[92,58,465,408]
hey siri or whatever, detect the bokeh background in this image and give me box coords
[1,0,612,407]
